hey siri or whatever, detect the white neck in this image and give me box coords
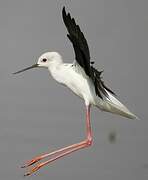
[47,59,64,83]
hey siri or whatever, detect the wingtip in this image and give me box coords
[62,6,67,22]
[62,6,66,15]
[135,115,141,120]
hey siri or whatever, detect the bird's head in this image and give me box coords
[13,52,63,74]
[37,52,63,68]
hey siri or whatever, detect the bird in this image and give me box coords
[13,7,137,176]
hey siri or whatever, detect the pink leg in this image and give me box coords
[23,105,92,176]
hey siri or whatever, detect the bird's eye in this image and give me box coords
[42,58,47,62]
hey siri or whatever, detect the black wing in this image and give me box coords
[90,67,116,99]
[62,7,115,99]
[62,7,91,77]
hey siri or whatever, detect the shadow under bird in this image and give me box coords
[13,7,137,176]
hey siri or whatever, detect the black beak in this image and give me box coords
[13,64,39,74]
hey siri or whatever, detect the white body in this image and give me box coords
[39,52,137,119]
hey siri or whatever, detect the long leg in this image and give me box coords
[23,105,92,176]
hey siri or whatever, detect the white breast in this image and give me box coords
[48,63,97,105]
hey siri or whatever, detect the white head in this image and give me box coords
[37,52,63,68]
[13,52,63,74]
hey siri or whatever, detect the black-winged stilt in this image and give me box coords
[13,7,137,176]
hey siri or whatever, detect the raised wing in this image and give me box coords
[62,7,115,99]
[62,7,91,77]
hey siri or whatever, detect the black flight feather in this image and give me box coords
[62,7,91,76]
[62,7,115,99]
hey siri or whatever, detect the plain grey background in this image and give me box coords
[0,0,148,179]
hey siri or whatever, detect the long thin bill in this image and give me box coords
[13,64,38,74]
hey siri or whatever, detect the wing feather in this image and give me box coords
[62,7,91,76]
[62,7,115,99]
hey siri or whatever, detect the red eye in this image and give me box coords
[42,58,47,62]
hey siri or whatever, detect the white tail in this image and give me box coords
[98,92,137,119]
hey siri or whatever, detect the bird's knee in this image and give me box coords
[86,137,93,146]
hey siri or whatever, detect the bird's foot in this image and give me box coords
[24,162,44,176]
[21,156,43,168]
[22,140,90,176]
